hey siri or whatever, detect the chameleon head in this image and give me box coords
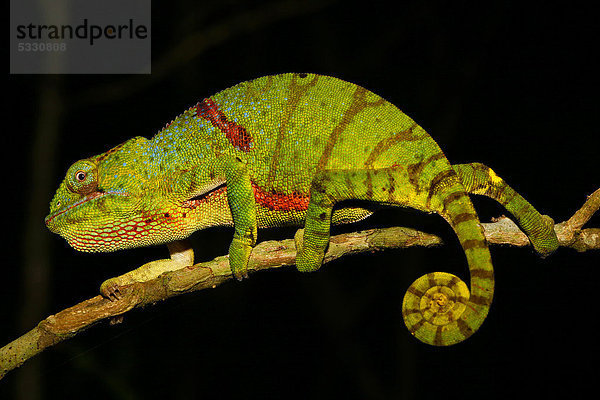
[45,137,195,252]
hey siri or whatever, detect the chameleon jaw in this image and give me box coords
[45,190,128,229]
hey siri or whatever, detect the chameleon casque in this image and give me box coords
[46,73,558,346]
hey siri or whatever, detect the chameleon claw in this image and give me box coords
[230,260,250,281]
[228,237,253,281]
[109,315,124,325]
[293,228,304,253]
[233,271,249,281]
[100,279,123,301]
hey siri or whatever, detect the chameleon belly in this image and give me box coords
[46,73,559,346]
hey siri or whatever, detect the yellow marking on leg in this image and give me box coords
[488,168,503,185]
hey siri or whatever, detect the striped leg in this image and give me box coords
[453,163,558,256]
[296,168,409,272]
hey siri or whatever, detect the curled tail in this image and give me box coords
[402,175,494,346]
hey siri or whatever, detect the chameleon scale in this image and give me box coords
[46,73,558,346]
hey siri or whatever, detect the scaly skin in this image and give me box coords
[46,73,558,346]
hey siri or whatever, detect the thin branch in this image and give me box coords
[554,188,600,252]
[1,189,597,379]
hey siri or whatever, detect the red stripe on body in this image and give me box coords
[196,98,254,152]
[252,183,309,211]
[182,183,308,212]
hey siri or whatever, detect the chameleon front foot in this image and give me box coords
[99,239,195,301]
[293,229,304,254]
[100,277,124,300]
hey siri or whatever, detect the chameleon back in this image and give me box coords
[175,73,455,230]
[207,73,446,199]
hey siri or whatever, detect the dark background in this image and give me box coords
[4,1,598,399]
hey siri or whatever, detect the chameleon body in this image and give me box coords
[46,73,558,346]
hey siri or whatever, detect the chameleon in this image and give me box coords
[45,73,559,346]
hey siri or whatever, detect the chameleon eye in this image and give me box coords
[66,159,99,195]
[75,171,87,182]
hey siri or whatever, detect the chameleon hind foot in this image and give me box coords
[100,240,194,301]
[294,228,321,273]
[402,272,472,346]
[293,207,371,272]
[530,214,558,257]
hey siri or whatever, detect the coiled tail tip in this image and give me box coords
[402,272,489,346]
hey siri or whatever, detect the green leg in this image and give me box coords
[453,163,559,256]
[295,175,332,272]
[175,155,257,280]
[297,168,405,272]
[216,157,257,280]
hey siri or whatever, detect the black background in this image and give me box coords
[4,1,598,399]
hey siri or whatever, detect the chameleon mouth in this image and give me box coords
[44,190,127,227]
[181,183,227,209]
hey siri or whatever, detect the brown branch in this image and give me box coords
[554,188,600,252]
[1,189,597,379]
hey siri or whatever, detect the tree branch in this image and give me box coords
[1,188,597,379]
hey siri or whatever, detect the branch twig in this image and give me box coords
[1,188,597,379]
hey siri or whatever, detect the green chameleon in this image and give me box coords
[46,73,558,346]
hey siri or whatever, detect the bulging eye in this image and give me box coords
[66,159,99,195]
[75,171,87,182]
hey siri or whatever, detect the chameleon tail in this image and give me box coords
[298,166,494,345]
[402,177,494,346]
[453,163,558,256]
